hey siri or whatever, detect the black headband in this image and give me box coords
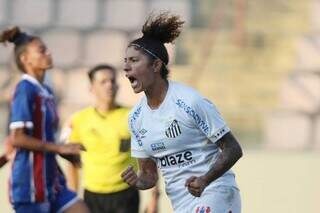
[130,37,169,66]
[9,32,34,46]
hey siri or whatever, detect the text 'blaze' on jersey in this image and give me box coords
[129,81,238,211]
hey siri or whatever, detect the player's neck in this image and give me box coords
[25,69,46,83]
[145,79,168,110]
[95,100,115,113]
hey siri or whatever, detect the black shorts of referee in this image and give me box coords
[84,187,139,213]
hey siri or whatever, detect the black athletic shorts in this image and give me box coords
[84,187,139,213]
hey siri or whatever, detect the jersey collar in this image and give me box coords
[22,74,50,96]
[145,80,172,112]
[22,74,43,87]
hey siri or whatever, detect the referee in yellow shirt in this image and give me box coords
[64,64,139,213]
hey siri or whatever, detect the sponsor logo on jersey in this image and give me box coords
[176,99,209,134]
[131,106,142,121]
[165,119,182,138]
[90,128,100,136]
[130,106,143,146]
[139,128,147,135]
[139,128,148,139]
[195,206,211,213]
[151,142,166,152]
[158,151,196,168]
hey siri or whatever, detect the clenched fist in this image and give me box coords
[121,165,138,187]
[58,144,85,155]
[185,176,208,197]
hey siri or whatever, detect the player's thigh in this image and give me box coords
[193,186,241,213]
[114,187,140,213]
[63,200,90,213]
[84,189,111,213]
[51,186,89,213]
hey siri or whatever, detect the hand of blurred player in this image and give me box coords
[57,144,85,155]
[4,136,15,160]
[185,175,208,197]
[121,165,138,187]
[0,136,15,168]
[60,153,82,168]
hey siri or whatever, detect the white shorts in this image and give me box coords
[189,185,241,213]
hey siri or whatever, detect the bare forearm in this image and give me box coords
[203,132,243,185]
[66,163,79,192]
[136,171,157,190]
[11,133,59,153]
[203,148,242,184]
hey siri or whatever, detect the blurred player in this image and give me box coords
[0,26,89,213]
[121,12,243,213]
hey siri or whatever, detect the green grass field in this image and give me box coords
[1,149,319,213]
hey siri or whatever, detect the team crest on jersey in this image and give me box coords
[165,119,182,138]
[195,206,211,213]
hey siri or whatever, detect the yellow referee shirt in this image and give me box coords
[68,106,137,193]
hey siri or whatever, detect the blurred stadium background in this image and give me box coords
[0,0,320,212]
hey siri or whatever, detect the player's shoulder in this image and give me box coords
[15,79,36,92]
[170,81,204,105]
[128,97,145,121]
[13,80,37,101]
[71,107,94,122]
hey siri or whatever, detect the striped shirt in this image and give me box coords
[9,74,63,204]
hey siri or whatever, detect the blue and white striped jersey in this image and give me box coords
[9,74,64,204]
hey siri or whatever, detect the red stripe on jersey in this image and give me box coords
[33,95,45,202]
[33,152,45,201]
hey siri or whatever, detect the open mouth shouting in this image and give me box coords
[128,76,139,89]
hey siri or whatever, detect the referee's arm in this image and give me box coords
[66,161,80,192]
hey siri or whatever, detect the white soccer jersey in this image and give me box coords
[129,81,238,212]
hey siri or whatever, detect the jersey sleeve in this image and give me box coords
[9,82,34,130]
[128,110,149,158]
[66,114,82,144]
[119,108,131,139]
[193,97,230,143]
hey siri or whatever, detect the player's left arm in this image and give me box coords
[186,132,242,197]
[204,132,242,183]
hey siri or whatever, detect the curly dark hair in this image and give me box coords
[142,12,184,44]
[130,12,185,80]
[0,26,37,72]
[0,26,21,43]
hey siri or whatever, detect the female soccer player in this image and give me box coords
[0,27,89,213]
[121,13,243,213]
